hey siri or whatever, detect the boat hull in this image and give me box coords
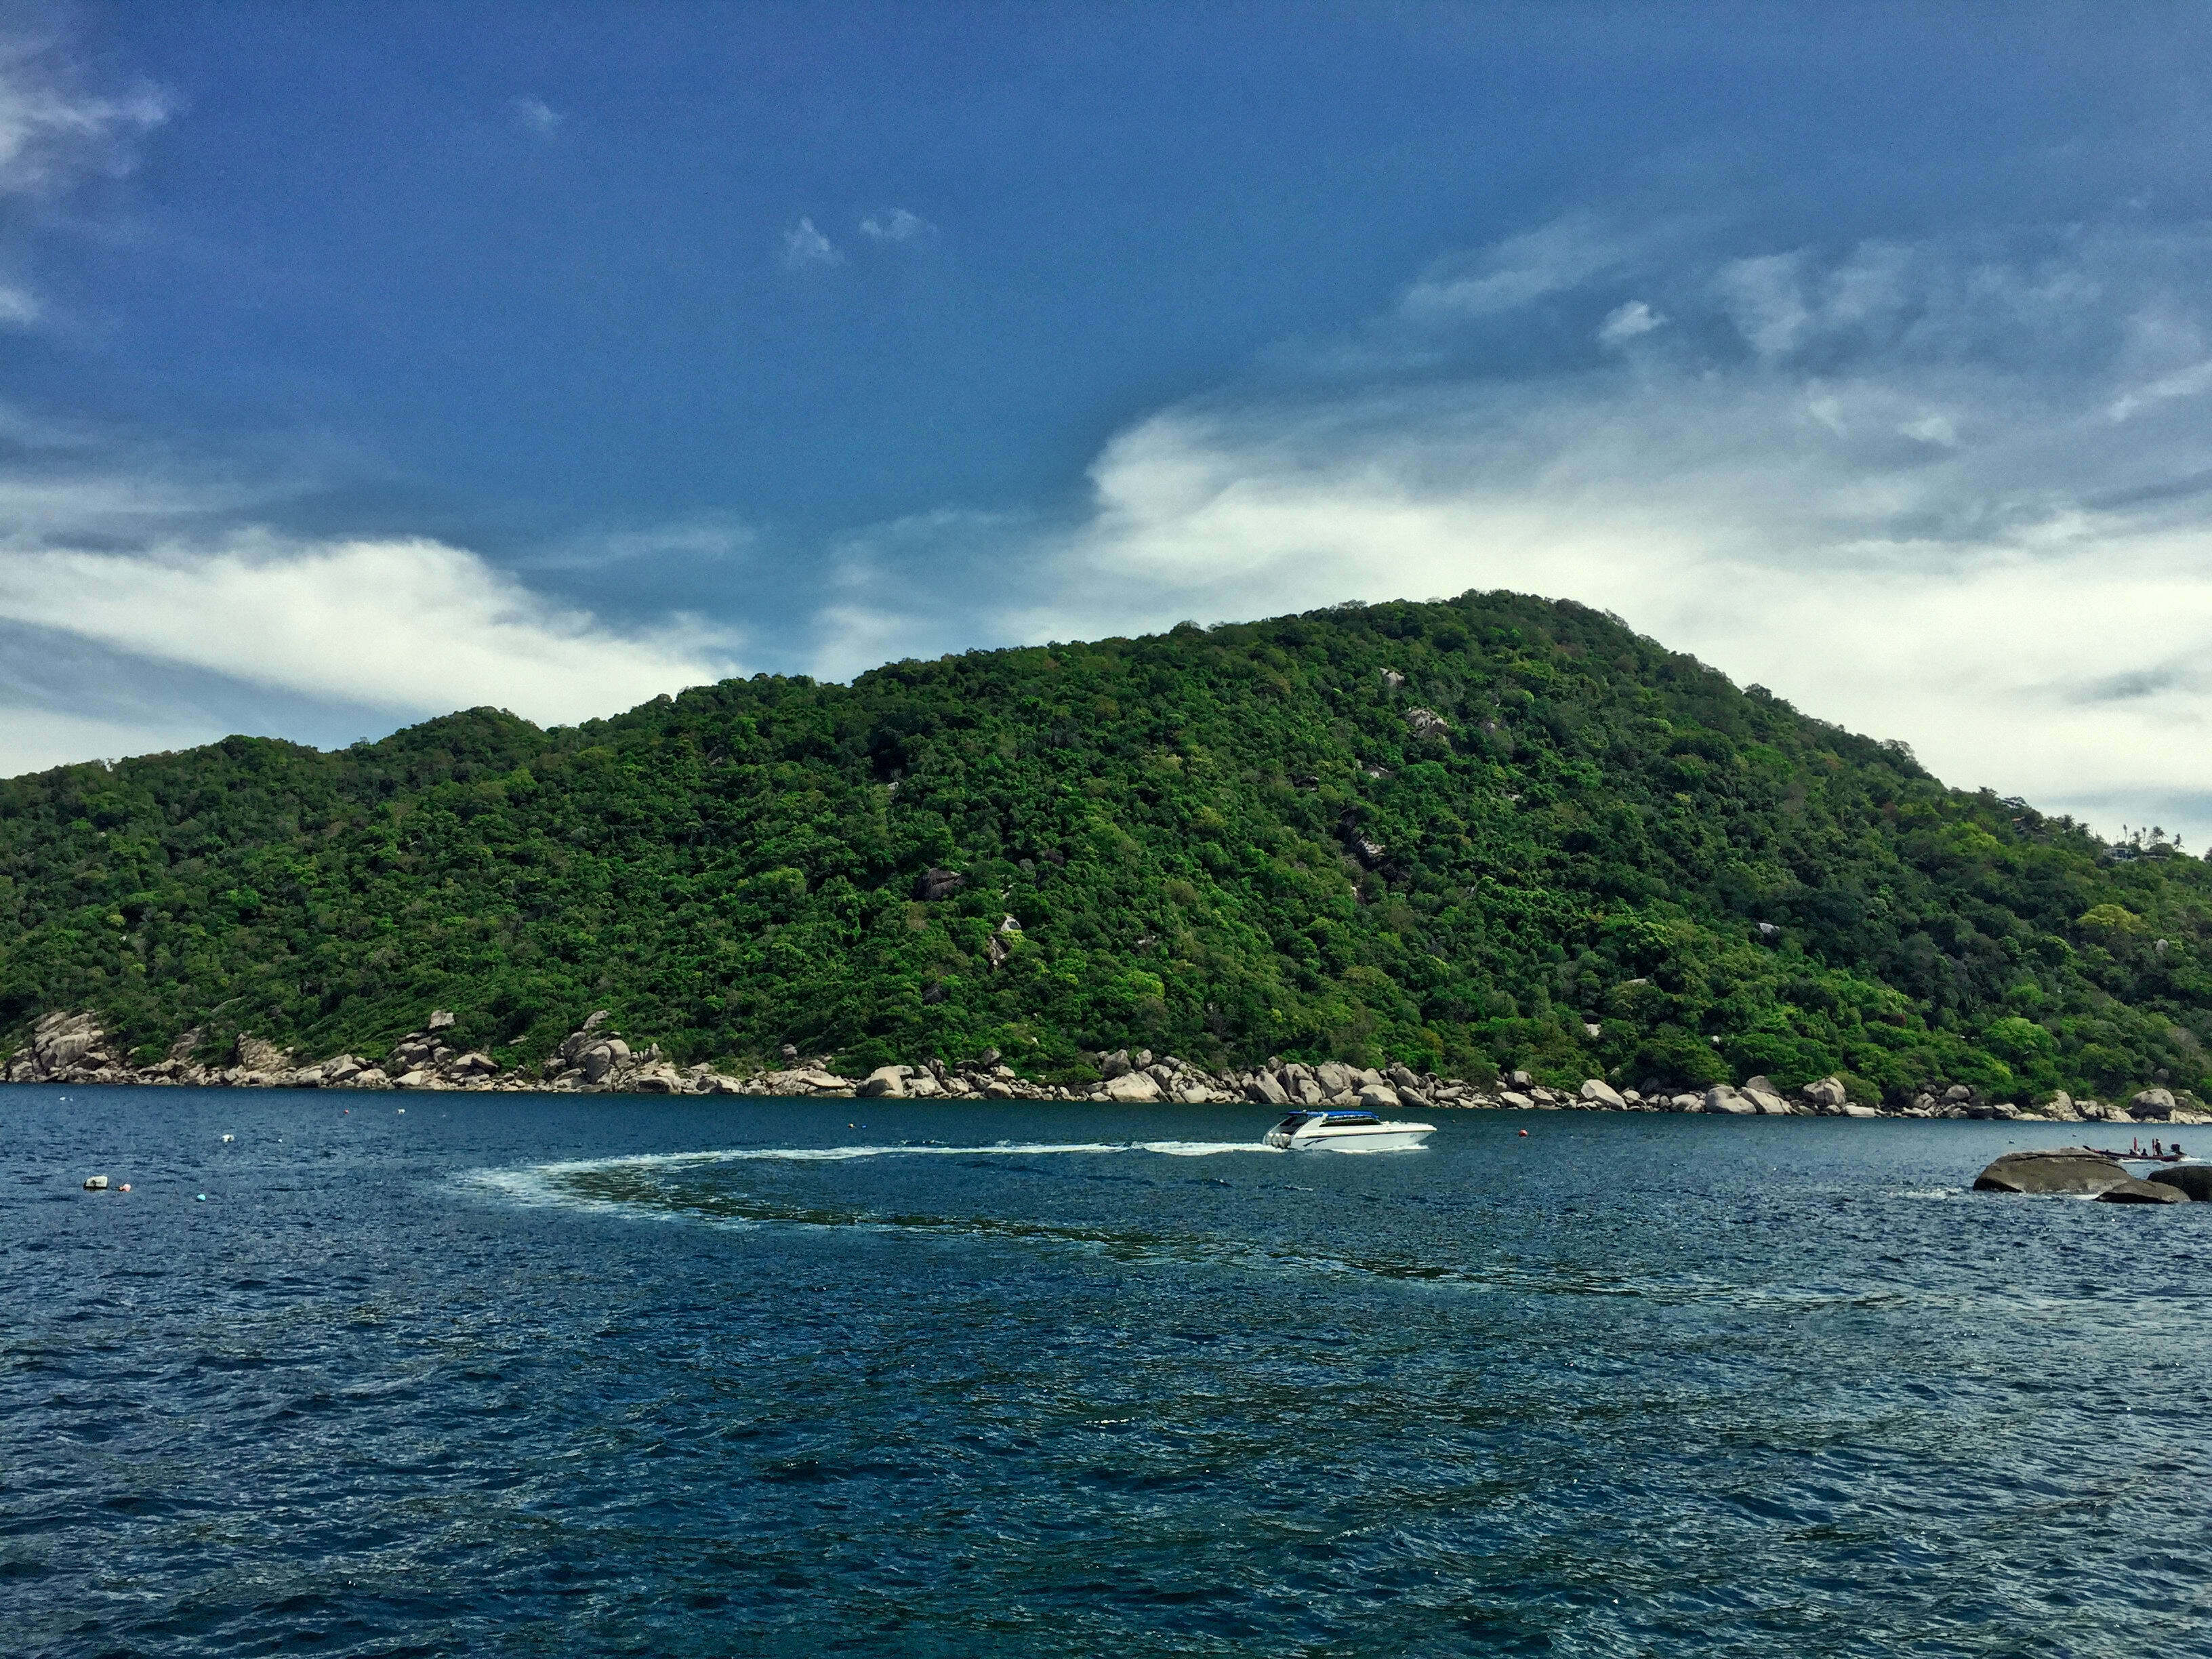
[1268,1124,1433,1152]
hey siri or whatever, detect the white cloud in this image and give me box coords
[506,96,562,140]
[1596,300,1664,346]
[1400,212,1638,320]
[782,216,842,268]
[817,218,2212,842]
[0,35,168,197]
[859,207,935,243]
[0,534,742,726]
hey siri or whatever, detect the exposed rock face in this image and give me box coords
[2148,1165,2212,1201]
[1580,1079,1626,1109]
[1973,1149,2131,1195]
[859,1065,912,1099]
[5,1012,123,1083]
[914,867,964,901]
[1704,1086,1759,1115]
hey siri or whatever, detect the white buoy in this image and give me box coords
[221,1134,234,1143]
[83,1174,108,1190]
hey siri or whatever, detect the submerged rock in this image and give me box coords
[1972,1149,2133,1195]
[2095,1176,2189,1204]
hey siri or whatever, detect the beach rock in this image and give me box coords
[1499,1090,1534,1109]
[1704,1086,1759,1115]
[1801,1076,1849,1111]
[2095,1176,2189,1204]
[2148,1164,2212,1200]
[1579,1078,1626,1109]
[1103,1071,1162,1104]
[394,1069,436,1089]
[1357,1083,1401,1110]
[1668,1092,1703,1111]
[1841,1103,1882,1118]
[1315,1061,1360,1097]
[1387,1063,1425,1092]
[628,1063,684,1094]
[858,1065,910,1099]
[427,1010,456,1031]
[2129,1088,2177,1120]
[1245,1072,1290,1106]
[1740,1077,1793,1115]
[1972,1149,2131,1195]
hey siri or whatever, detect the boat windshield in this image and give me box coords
[1317,1111,1382,1126]
[1273,1113,1315,1132]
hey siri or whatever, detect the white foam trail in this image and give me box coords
[508,1139,1279,1179]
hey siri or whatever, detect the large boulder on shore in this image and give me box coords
[1704,1086,1759,1115]
[858,1065,910,1099]
[1579,1078,1625,1109]
[1103,1071,1163,1104]
[2130,1088,2177,1120]
[2148,1164,2212,1201]
[1973,1149,2130,1195]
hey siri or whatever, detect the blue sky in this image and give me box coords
[6,2,2212,838]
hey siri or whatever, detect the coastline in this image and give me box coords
[9,1007,2207,1127]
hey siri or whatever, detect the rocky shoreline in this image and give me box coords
[7,1008,2208,1126]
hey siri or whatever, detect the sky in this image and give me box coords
[5,2,2212,840]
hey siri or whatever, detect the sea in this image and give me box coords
[3,1087,2207,1656]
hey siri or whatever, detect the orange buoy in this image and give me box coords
[1518,1128,1528,1137]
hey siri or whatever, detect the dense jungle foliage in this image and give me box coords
[4,591,2211,1103]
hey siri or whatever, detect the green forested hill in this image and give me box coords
[5,591,2210,1104]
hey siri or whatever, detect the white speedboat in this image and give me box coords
[1264,1109,1434,1152]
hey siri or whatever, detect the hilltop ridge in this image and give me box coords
[4,590,2211,1105]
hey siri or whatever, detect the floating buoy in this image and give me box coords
[396,1107,405,1114]
[221,1134,234,1143]
[195,1193,207,1202]
[1518,1129,1528,1137]
[119,1183,131,1192]
[83,1174,108,1190]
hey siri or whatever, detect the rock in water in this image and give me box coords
[2095,1176,2189,1204]
[1972,1149,2131,1195]
[2148,1165,2212,1201]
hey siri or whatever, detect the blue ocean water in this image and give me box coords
[3,1088,2207,1657]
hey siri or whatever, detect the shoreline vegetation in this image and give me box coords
[8,594,2212,1109]
[11,1008,2209,1126]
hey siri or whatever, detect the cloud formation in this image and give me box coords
[0,534,739,737]
[818,219,2212,840]
[506,96,562,139]
[782,216,840,268]
[859,207,934,243]
[0,35,168,198]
